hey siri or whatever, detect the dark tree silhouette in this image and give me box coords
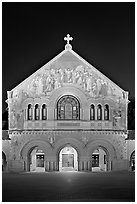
[128,98,135,130]
[2,110,8,130]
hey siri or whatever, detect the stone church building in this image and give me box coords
[2,34,135,172]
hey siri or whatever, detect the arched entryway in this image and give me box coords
[29,147,45,172]
[20,140,52,172]
[130,151,135,171]
[59,145,78,171]
[2,152,7,172]
[92,147,108,172]
[87,139,116,172]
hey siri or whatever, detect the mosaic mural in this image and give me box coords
[9,63,127,99]
[7,51,128,130]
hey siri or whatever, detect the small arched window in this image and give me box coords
[97,104,102,120]
[42,104,47,120]
[28,104,32,120]
[90,104,95,120]
[104,104,109,120]
[35,104,40,120]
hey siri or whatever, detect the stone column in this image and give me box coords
[83,161,86,171]
[54,109,57,120]
[32,106,35,120]
[81,161,84,171]
[40,108,42,120]
[54,162,57,171]
[84,161,88,171]
[87,161,91,171]
[53,161,56,171]
[95,107,97,120]
[107,160,111,171]
[80,108,83,120]
[110,106,113,121]
[78,161,82,171]
[46,161,50,171]
[50,161,53,171]
[102,107,104,120]
[24,109,27,120]
[56,162,59,171]
[80,156,91,171]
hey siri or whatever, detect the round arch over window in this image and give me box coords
[35,104,40,120]
[104,104,109,120]
[57,95,80,120]
[28,104,32,120]
[97,104,102,120]
[42,104,47,120]
[90,104,95,120]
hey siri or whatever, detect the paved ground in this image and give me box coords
[2,171,135,202]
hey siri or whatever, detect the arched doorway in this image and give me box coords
[2,152,7,172]
[28,147,45,172]
[130,151,135,171]
[59,145,78,171]
[92,147,109,172]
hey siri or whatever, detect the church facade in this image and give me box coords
[2,34,135,172]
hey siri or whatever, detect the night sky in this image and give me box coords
[2,2,135,113]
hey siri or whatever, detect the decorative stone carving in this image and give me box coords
[48,136,55,148]
[112,103,125,129]
[82,136,89,147]
[13,64,124,100]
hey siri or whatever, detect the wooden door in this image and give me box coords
[62,154,74,167]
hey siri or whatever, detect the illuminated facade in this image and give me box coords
[2,34,134,172]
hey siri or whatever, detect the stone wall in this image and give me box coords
[2,130,129,172]
[7,84,128,131]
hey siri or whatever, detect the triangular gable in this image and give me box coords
[8,46,128,101]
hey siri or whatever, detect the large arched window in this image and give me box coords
[97,104,102,120]
[104,104,109,120]
[28,104,32,120]
[90,104,95,120]
[42,104,47,120]
[57,95,80,120]
[35,104,40,120]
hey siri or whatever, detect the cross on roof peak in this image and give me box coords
[64,34,73,44]
[64,34,73,50]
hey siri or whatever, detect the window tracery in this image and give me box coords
[57,95,80,120]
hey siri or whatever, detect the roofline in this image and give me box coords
[9,49,67,92]
[70,49,127,94]
[9,47,128,96]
